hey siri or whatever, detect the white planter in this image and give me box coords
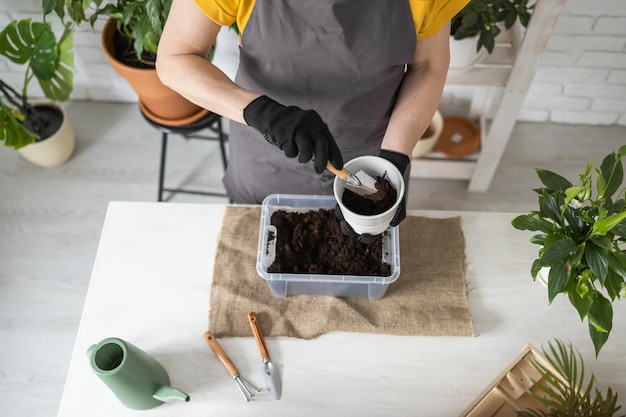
[411,110,444,159]
[449,35,487,73]
[333,156,405,236]
[536,266,550,288]
[17,100,75,167]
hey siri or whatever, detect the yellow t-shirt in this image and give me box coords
[194,0,469,40]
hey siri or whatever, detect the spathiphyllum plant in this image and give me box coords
[512,146,626,356]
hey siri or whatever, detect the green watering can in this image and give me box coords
[87,337,190,410]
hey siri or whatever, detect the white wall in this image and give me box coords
[1,0,625,126]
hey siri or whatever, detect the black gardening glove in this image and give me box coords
[334,204,379,244]
[379,149,409,227]
[335,149,410,244]
[243,95,344,174]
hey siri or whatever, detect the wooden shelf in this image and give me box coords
[410,0,566,192]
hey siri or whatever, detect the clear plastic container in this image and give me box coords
[256,194,401,300]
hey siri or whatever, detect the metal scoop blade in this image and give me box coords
[326,162,378,195]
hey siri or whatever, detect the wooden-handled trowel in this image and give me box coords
[326,161,378,196]
[262,133,378,196]
[247,312,282,400]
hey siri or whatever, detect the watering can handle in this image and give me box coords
[203,331,239,377]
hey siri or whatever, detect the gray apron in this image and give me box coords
[224,0,416,204]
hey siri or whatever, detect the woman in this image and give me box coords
[157,0,469,223]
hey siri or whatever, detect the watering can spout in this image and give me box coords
[153,386,190,403]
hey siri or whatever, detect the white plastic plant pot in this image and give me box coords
[333,155,405,236]
[449,35,487,73]
[17,99,75,167]
[411,110,444,159]
[536,266,550,288]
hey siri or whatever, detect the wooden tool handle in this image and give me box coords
[247,312,270,361]
[203,331,239,377]
[325,161,350,180]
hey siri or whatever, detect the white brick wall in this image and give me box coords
[1,0,625,126]
[523,0,626,125]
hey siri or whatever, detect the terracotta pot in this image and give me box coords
[435,116,480,159]
[18,100,75,167]
[101,18,208,126]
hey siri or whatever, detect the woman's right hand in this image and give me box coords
[243,95,344,174]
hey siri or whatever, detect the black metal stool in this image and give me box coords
[140,109,229,202]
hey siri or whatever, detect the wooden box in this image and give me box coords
[458,344,559,417]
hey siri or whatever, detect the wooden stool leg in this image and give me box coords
[217,117,227,171]
[158,132,168,202]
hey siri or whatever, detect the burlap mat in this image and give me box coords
[208,207,473,339]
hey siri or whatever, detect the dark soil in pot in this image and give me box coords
[342,175,397,215]
[112,29,156,69]
[268,209,391,276]
[23,104,64,142]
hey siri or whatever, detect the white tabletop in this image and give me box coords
[57,201,626,417]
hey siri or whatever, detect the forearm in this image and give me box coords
[157,53,259,124]
[382,66,447,156]
[382,24,450,156]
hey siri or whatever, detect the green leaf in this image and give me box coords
[530,258,543,279]
[588,295,613,356]
[540,238,578,267]
[604,269,625,301]
[504,10,516,28]
[600,150,624,198]
[607,250,626,278]
[589,235,613,251]
[0,102,38,149]
[588,294,612,333]
[538,191,563,225]
[596,167,608,201]
[568,286,594,321]
[478,31,495,54]
[0,19,64,99]
[42,0,57,16]
[143,31,159,55]
[592,211,626,236]
[0,18,73,101]
[564,185,587,208]
[38,30,74,101]
[461,10,478,28]
[511,213,554,233]
[584,242,609,283]
[536,168,573,191]
[547,262,569,302]
[529,234,546,245]
[563,205,587,239]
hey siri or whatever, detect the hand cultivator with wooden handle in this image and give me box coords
[203,331,263,401]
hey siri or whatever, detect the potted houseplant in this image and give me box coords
[512,146,626,356]
[449,0,534,71]
[518,339,624,417]
[0,15,75,167]
[92,0,208,126]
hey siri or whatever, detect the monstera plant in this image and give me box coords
[512,146,626,356]
[0,16,73,150]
